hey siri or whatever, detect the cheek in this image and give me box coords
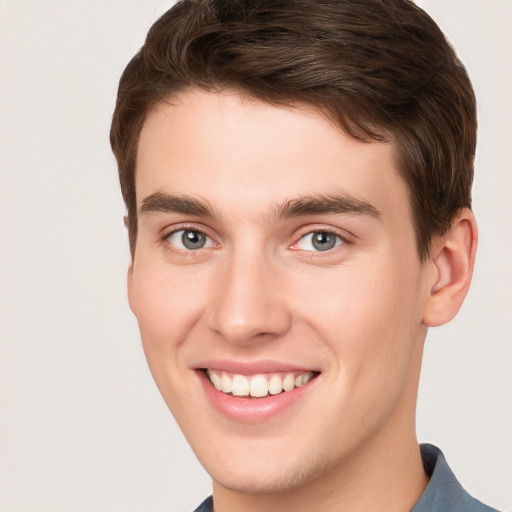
[130,265,213,419]
[293,261,424,381]
[130,265,209,360]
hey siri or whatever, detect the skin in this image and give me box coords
[128,89,477,512]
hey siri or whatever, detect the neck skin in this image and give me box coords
[211,337,429,512]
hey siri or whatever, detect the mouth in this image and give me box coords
[195,360,321,423]
[201,369,319,399]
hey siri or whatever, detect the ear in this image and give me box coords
[127,263,138,316]
[422,208,478,327]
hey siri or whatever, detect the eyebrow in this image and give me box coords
[139,192,216,218]
[139,191,380,221]
[270,193,381,221]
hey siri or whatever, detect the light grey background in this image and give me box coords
[0,1,510,511]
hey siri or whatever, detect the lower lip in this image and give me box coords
[198,371,317,424]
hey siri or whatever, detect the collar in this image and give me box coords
[412,443,499,512]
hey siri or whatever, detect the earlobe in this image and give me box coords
[422,208,478,327]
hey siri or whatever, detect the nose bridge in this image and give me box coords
[206,242,291,344]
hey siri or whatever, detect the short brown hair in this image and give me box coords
[110,0,477,259]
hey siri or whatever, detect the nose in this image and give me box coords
[205,249,292,345]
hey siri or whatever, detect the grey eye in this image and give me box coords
[297,231,343,252]
[167,229,212,250]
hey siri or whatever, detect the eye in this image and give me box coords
[295,231,344,252]
[166,229,214,250]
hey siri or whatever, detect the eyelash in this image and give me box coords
[161,225,218,256]
[289,227,349,256]
[160,225,350,256]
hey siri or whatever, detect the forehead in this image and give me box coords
[135,89,410,223]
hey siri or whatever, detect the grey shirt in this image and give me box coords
[413,444,499,512]
[193,444,500,512]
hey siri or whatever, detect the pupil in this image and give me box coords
[312,232,336,251]
[182,230,206,249]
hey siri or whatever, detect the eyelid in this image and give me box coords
[168,229,214,250]
[160,223,220,252]
[289,225,353,252]
[297,232,343,251]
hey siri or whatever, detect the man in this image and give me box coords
[110,1,499,511]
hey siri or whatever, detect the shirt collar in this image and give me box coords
[412,443,498,512]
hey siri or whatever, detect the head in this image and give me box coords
[110,0,478,502]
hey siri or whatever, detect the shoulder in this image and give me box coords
[193,495,213,512]
[413,444,501,512]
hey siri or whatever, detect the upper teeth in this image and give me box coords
[207,370,314,398]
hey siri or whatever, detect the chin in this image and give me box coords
[210,460,322,495]
[197,436,336,496]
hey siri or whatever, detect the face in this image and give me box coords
[129,89,435,494]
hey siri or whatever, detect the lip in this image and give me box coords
[195,359,316,375]
[196,363,319,424]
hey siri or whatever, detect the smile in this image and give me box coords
[197,364,321,423]
[205,369,316,398]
